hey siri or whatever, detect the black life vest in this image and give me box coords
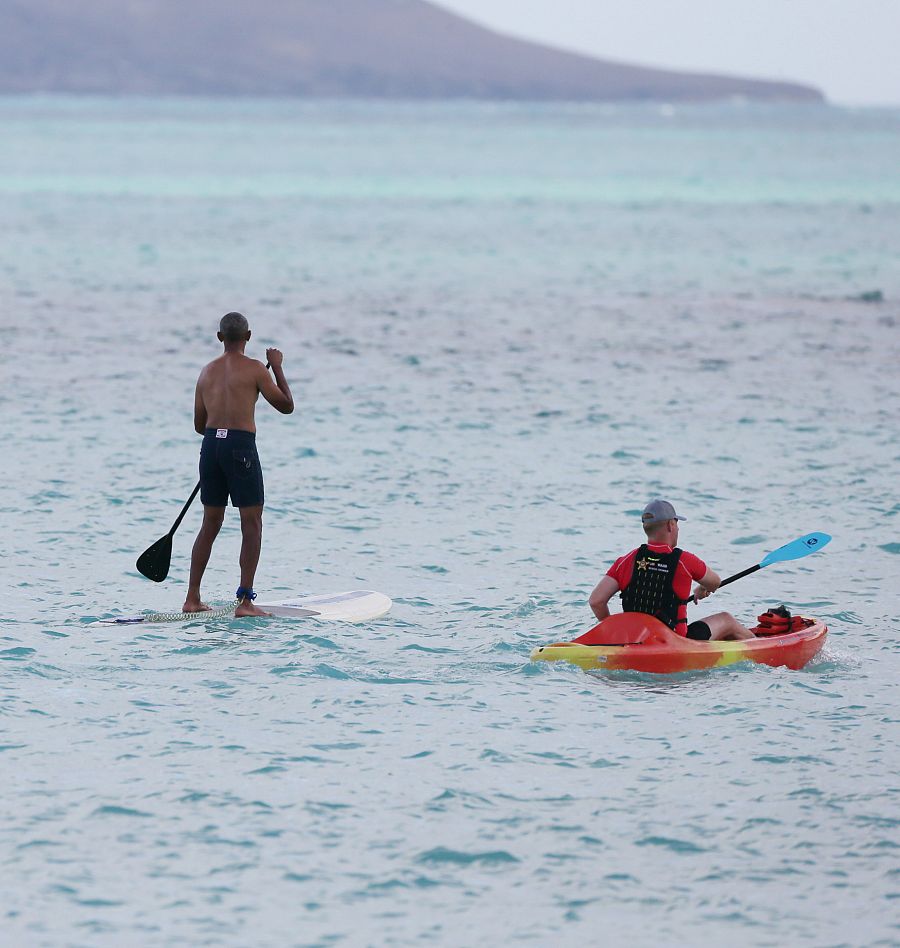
[620,545,687,631]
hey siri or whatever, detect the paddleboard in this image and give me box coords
[90,590,392,626]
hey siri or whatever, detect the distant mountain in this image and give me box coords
[0,0,824,102]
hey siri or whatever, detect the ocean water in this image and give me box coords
[1,98,899,946]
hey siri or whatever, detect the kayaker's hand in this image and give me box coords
[693,584,712,602]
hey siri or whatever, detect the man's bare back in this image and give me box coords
[194,350,293,434]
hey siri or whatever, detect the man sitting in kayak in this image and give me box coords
[588,500,755,641]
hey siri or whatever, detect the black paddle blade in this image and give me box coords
[136,534,173,583]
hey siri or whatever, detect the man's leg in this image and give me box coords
[704,612,755,641]
[235,504,271,617]
[183,505,226,612]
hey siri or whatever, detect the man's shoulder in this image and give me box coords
[240,354,267,373]
[197,358,218,379]
[678,549,707,574]
[609,547,640,572]
[211,353,267,375]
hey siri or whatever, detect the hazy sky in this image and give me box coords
[435,0,900,105]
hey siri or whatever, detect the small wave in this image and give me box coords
[427,788,495,810]
[416,846,519,866]
[399,643,457,654]
[753,754,829,765]
[171,643,223,655]
[1,647,36,660]
[90,805,153,818]
[823,610,863,624]
[847,289,883,303]
[286,634,341,650]
[636,836,708,854]
[310,663,351,680]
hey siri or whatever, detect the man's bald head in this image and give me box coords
[219,312,250,342]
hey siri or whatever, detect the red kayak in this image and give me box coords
[530,612,827,674]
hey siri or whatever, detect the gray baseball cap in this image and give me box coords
[641,499,687,524]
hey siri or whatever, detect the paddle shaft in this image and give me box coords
[718,564,761,589]
[166,481,201,537]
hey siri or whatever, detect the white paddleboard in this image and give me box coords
[90,590,392,626]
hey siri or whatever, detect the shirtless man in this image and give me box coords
[588,500,755,641]
[183,312,294,617]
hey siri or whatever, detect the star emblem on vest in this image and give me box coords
[636,558,649,571]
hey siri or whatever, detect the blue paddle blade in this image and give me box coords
[759,532,831,568]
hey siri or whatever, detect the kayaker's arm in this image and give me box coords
[589,576,620,621]
[693,568,721,602]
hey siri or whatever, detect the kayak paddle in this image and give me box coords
[717,532,832,590]
[683,532,833,604]
[136,482,201,582]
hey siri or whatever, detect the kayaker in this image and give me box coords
[182,312,294,617]
[588,500,755,641]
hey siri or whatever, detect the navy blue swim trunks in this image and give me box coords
[199,428,264,508]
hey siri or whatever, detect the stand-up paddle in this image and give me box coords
[136,361,272,583]
[136,482,201,582]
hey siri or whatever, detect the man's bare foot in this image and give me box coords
[235,600,272,618]
[183,600,213,614]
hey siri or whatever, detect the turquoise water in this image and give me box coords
[2,99,899,945]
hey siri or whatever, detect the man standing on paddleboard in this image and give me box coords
[183,312,294,617]
[589,500,755,641]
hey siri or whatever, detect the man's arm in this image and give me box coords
[193,379,208,434]
[589,575,620,622]
[693,568,721,602]
[259,349,294,415]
